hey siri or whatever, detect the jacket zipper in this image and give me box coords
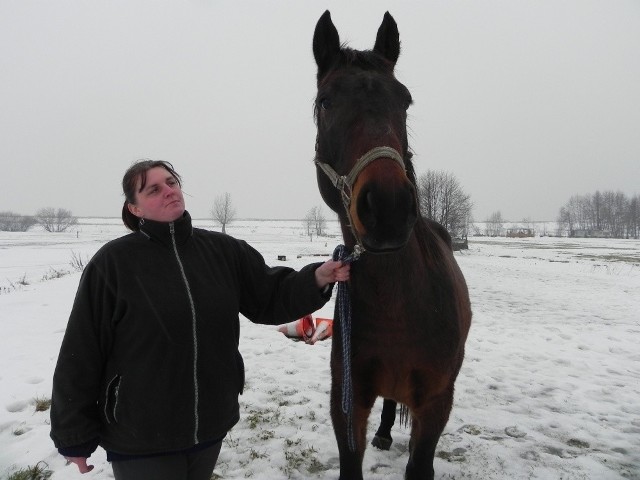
[170,222,200,444]
[104,374,121,424]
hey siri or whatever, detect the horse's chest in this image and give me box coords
[348,283,460,360]
[351,280,435,331]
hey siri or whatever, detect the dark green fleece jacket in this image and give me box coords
[50,212,331,457]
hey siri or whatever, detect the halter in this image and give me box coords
[315,146,406,255]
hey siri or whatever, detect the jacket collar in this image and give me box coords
[139,211,193,247]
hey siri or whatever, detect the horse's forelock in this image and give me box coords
[340,47,396,74]
[317,48,396,87]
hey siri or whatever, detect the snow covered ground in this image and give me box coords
[1,218,639,479]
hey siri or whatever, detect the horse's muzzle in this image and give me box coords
[353,180,418,253]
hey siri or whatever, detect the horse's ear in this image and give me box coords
[313,10,341,78]
[373,11,400,67]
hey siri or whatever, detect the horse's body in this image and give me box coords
[312,11,472,480]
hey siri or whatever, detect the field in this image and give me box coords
[1,218,639,479]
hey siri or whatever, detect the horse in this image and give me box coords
[312,11,472,480]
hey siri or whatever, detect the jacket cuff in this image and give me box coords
[58,437,99,458]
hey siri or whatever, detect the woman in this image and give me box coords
[50,160,349,479]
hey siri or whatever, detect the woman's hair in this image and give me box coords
[121,160,182,231]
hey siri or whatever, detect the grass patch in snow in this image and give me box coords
[7,462,52,480]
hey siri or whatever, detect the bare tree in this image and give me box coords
[485,211,504,237]
[628,194,639,239]
[36,207,77,232]
[0,211,37,232]
[303,206,326,240]
[417,170,473,238]
[312,206,326,236]
[558,190,636,238]
[557,205,573,236]
[602,191,628,238]
[592,190,603,230]
[303,211,315,241]
[211,192,236,234]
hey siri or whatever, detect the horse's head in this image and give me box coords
[313,11,418,254]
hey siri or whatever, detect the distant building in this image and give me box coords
[506,228,535,238]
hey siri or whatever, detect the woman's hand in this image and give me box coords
[315,260,350,288]
[65,457,94,474]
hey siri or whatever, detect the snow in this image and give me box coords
[1,219,639,479]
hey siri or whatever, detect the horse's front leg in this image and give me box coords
[404,389,454,480]
[330,361,375,480]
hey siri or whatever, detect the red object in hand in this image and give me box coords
[277,315,334,344]
[277,314,315,341]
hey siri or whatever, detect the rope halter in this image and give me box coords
[315,146,406,254]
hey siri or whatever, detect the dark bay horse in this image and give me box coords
[312,11,472,480]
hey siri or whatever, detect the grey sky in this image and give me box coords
[2,0,639,222]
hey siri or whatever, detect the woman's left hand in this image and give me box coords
[315,260,350,288]
[64,457,94,474]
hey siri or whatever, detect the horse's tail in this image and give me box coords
[399,403,411,428]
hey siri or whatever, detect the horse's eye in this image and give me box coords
[320,98,332,110]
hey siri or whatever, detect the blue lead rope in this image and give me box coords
[332,244,361,452]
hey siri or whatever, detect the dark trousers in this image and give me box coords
[111,441,222,480]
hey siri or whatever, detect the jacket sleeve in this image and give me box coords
[50,257,116,451]
[235,240,333,325]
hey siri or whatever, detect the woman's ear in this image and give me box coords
[127,203,143,218]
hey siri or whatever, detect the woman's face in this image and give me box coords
[127,167,186,223]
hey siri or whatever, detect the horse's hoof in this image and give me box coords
[371,434,393,450]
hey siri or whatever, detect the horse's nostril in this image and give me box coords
[366,191,376,214]
[358,189,377,228]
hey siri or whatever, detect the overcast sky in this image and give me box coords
[1,0,639,222]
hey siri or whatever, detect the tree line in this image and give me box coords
[0,170,476,239]
[6,184,637,241]
[0,208,77,232]
[557,190,639,239]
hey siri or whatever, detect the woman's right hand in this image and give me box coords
[65,456,95,474]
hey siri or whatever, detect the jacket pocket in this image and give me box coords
[104,374,122,424]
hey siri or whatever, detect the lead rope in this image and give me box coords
[332,244,361,452]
